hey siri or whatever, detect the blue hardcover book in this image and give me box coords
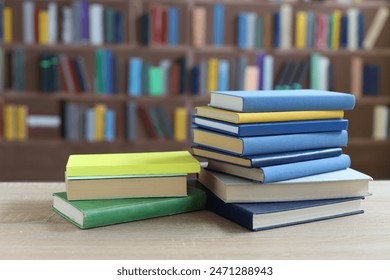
[218,60,229,91]
[104,109,115,142]
[191,66,200,95]
[155,106,173,139]
[256,51,265,90]
[273,11,280,48]
[237,12,247,49]
[363,65,379,96]
[213,4,225,46]
[168,7,178,45]
[73,58,85,92]
[103,50,112,94]
[193,128,348,156]
[193,117,348,137]
[357,12,364,49]
[340,14,348,48]
[128,57,142,96]
[202,183,364,231]
[209,89,355,112]
[114,11,123,43]
[193,146,343,168]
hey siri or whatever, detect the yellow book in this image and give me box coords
[39,10,49,44]
[332,10,342,50]
[94,104,106,141]
[207,58,218,92]
[66,151,200,177]
[16,105,28,141]
[295,11,307,49]
[196,106,344,124]
[3,7,13,43]
[4,105,16,140]
[174,107,187,142]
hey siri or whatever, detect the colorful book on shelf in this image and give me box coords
[213,4,224,46]
[66,151,200,177]
[193,117,348,137]
[295,11,307,49]
[66,174,187,200]
[53,186,206,229]
[167,7,178,45]
[203,184,364,232]
[174,107,187,142]
[208,90,355,113]
[198,168,372,203]
[202,154,351,183]
[3,6,12,43]
[193,128,348,156]
[138,105,157,139]
[104,109,115,142]
[192,146,343,168]
[196,106,344,124]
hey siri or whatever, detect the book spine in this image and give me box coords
[256,51,264,90]
[331,10,342,50]
[213,4,224,46]
[207,58,218,92]
[372,105,388,140]
[244,66,259,91]
[23,1,35,44]
[62,7,72,44]
[237,12,247,49]
[262,55,274,91]
[193,7,206,47]
[16,105,28,141]
[295,11,307,49]
[94,104,106,141]
[347,8,358,51]
[128,57,142,96]
[89,4,104,45]
[168,7,178,45]
[48,3,58,45]
[126,102,137,142]
[174,107,187,142]
[280,4,292,50]
[217,60,229,91]
[3,7,12,43]
[363,6,389,50]
[104,109,115,142]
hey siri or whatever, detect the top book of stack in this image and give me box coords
[209,90,356,112]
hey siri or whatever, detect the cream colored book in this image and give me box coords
[192,7,206,47]
[244,66,259,90]
[363,6,389,50]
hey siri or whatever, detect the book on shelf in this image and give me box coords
[362,64,380,96]
[53,186,206,229]
[3,104,28,141]
[372,105,389,140]
[193,128,348,156]
[213,4,225,46]
[66,174,187,200]
[195,106,345,124]
[192,146,343,168]
[174,107,188,142]
[198,168,372,203]
[66,151,200,177]
[208,90,355,113]
[192,6,206,47]
[193,117,348,137]
[363,6,389,50]
[201,154,351,183]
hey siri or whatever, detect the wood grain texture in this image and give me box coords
[0,181,389,260]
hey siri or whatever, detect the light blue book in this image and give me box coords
[262,55,274,90]
[104,109,116,142]
[128,57,142,96]
[213,4,224,45]
[103,50,112,94]
[218,60,229,91]
[168,7,178,45]
[237,12,247,49]
[85,108,95,142]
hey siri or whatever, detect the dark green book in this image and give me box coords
[52,186,206,229]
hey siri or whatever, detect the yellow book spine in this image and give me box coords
[295,11,307,49]
[16,105,28,141]
[207,59,218,92]
[238,110,344,123]
[4,105,16,140]
[3,7,13,43]
[332,10,342,50]
[174,107,187,142]
[39,10,49,44]
[94,104,106,141]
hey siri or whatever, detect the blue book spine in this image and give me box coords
[237,12,247,49]
[262,55,274,91]
[128,57,142,96]
[261,154,351,183]
[306,11,315,49]
[340,14,348,48]
[256,51,264,90]
[168,7,178,45]
[114,11,123,43]
[218,60,229,91]
[156,106,173,139]
[103,50,112,94]
[191,66,200,95]
[357,12,364,49]
[213,4,224,46]
[273,11,280,48]
[127,102,137,142]
[104,109,115,142]
[85,108,95,142]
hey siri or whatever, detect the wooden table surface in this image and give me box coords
[0,181,389,260]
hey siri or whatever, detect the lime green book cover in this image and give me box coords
[66,151,200,177]
[52,186,206,229]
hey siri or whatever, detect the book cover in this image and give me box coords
[53,186,206,229]
[209,89,355,113]
[193,117,348,137]
[66,151,200,177]
[203,183,364,231]
[192,146,343,168]
[204,154,351,183]
[198,167,371,203]
[193,128,348,156]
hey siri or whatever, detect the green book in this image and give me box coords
[149,66,163,96]
[255,17,263,49]
[105,8,115,44]
[95,49,105,94]
[310,53,320,90]
[52,186,206,229]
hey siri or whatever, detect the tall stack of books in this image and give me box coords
[192,90,372,231]
[52,151,206,229]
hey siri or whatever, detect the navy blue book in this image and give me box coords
[193,117,348,137]
[192,146,343,168]
[273,11,280,48]
[203,183,364,231]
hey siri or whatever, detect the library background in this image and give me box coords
[0,0,389,181]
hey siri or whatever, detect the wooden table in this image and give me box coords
[0,181,389,260]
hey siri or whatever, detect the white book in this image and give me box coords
[89,4,104,45]
[23,1,35,44]
[262,54,274,90]
[246,12,257,49]
[373,105,389,140]
[62,7,73,44]
[318,55,329,91]
[280,4,293,50]
[27,115,61,128]
[48,3,58,45]
[347,8,358,51]
[363,7,390,50]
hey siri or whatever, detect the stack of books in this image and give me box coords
[192,89,372,231]
[52,151,206,229]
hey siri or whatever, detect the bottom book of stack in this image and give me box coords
[196,168,372,231]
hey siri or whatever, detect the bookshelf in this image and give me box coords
[0,0,389,181]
